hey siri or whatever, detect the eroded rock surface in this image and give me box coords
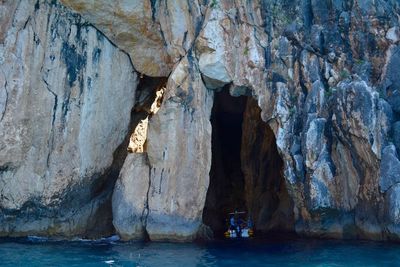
[192,0,399,241]
[60,0,205,77]
[1,0,400,242]
[113,54,213,241]
[0,0,137,237]
[111,0,400,241]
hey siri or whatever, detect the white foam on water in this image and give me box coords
[27,236,49,242]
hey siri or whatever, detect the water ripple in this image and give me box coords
[0,237,399,266]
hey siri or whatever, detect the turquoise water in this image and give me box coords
[1,236,399,266]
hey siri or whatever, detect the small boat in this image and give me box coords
[224,211,254,238]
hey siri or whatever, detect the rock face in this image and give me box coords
[60,0,204,77]
[1,0,400,242]
[110,0,400,241]
[113,54,213,241]
[241,97,294,233]
[0,0,137,237]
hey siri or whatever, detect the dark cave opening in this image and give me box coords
[202,89,248,236]
[202,89,294,238]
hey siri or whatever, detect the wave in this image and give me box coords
[23,234,121,244]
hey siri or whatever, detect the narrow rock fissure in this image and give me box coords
[42,77,58,168]
[136,153,152,241]
[127,76,166,153]
[85,75,166,238]
[0,80,7,122]
[202,89,294,238]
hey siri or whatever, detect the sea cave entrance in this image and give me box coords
[202,89,294,238]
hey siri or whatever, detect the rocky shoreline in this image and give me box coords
[1,0,400,242]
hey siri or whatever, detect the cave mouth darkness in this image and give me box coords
[202,89,294,238]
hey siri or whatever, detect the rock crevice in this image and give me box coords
[1,0,400,242]
[0,0,138,238]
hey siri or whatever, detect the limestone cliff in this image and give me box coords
[0,0,137,237]
[1,0,400,242]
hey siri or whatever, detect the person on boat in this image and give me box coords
[229,215,236,231]
[247,216,253,229]
[237,216,244,236]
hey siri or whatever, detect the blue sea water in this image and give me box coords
[0,236,399,266]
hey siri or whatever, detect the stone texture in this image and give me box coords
[241,97,294,233]
[193,0,399,241]
[393,121,400,153]
[101,0,400,241]
[380,145,400,192]
[112,53,213,241]
[2,0,400,242]
[0,0,137,237]
[112,153,149,240]
[386,184,400,237]
[386,27,399,44]
[383,45,400,114]
[142,55,213,241]
[60,0,204,77]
